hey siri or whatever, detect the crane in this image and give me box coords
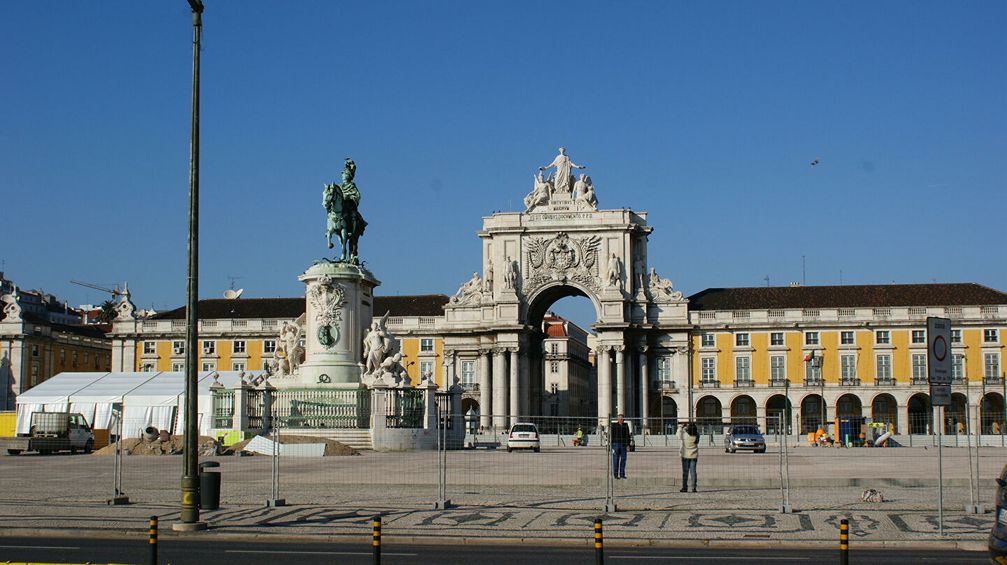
[69,280,125,298]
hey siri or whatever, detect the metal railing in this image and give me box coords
[211,390,234,429]
[383,389,424,429]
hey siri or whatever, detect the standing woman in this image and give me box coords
[677,422,699,492]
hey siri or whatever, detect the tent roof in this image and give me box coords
[15,372,110,405]
[70,372,161,404]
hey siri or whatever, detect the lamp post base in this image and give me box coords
[172,521,208,532]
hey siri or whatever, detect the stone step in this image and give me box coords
[279,429,373,450]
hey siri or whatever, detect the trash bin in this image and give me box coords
[199,461,221,510]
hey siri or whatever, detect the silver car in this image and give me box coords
[724,424,766,453]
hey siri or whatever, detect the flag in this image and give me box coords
[803,351,815,363]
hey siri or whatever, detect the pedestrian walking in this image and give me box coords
[610,414,631,479]
[574,427,584,447]
[677,422,699,492]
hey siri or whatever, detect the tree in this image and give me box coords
[97,300,116,324]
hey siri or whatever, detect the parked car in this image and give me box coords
[724,424,766,453]
[507,423,540,452]
[989,462,1007,563]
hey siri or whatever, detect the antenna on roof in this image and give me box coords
[840,269,843,285]
[802,255,806,286]
[763,275,770,288]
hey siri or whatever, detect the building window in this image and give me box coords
[263,340,276,354]
[141,363,155,373]
[701,357,716,383]
[985,329,1000,343]
[876,330,891,345]
[841,354,857,381]
[735,356,751,383]
[550,360,559,374]
[59,348,66,364]
[172,341,185,355]
[770,355,785,382]
[83,352,89,366]
[951,329,962,344]
[841,331,855,345]
[657,356,672,382]
[461,361,475,387]
[71,351,78,368]
[420,338,434,352]
[232,361,246,372]
[172,362,184,372]
[143,341,156,355]
[805,332,820,346]
[202,341,215,355]
[31,345,39,358]
[201,361,216,372]
[770,332,784,346]
[952,354,965,381]
[550,342,559,354]
[701,333,715,348]
[911,330,926,344]
[806,359,822,383]
[419,360,434,380]
[31,363,40,386]
[911,354,926,382]
[986,353,1001,381]
[876,354,892,380]
[233,340,246,354]
[735,333,749,347]
[94,355,100,369]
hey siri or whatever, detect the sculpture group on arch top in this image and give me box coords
[451,146,684,311]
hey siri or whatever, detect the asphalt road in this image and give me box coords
[0,536,990,565]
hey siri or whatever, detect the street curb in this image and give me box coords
[0,528,988,552]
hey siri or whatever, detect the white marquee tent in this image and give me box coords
[16,371,253,437]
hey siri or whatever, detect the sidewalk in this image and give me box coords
[0,499,992,550]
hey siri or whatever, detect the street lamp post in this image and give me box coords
[178,0,205,530]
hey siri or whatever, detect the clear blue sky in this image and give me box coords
[2,2,1004,331]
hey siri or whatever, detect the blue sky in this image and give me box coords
[2,1,1004,330]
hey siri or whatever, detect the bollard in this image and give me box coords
[149,515,158,565]
[594,517,604,565]
[372,514,381,565]
[839,518,849,565]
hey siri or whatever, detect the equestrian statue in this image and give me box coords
[323,157,368,264]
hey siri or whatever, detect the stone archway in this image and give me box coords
[945,393,968,435]
[981,393,1005,434]
[908,393,932,434]
[837,393,862,418]
[440,148,691,428]
[800,394,825,434]
[696,395,723,435]
[730,395,757,424]
[766,394,793,435]
[871,393,897,427]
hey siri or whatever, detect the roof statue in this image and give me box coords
[324,157,368,264]
[524,148,597,212]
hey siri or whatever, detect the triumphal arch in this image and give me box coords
[440,148,690,430]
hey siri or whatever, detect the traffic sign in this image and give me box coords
[928,317,952,406]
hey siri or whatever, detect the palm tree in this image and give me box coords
[97,300,116,324]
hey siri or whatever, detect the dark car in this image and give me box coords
[724,424,767,453]
[989,463,1007,563]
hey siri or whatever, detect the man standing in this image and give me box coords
[539,147,585,193]
[610,413,631,479]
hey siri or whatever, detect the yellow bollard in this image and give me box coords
[594,517,604,565]
[839,518,849,565]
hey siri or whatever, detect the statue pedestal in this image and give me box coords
[286,260,380,389]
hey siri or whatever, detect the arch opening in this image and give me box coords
[766,394,793,435]
[908,393,932,434]
[800,394,825,434]
[981,392,1005,434]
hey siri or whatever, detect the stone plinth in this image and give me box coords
[288,260,380,388]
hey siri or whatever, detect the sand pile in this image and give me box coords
[225,434,358,456]
[93,435,218,456]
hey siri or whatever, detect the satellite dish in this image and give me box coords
[223,289,244,300]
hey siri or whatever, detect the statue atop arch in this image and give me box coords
[523,148,598,212]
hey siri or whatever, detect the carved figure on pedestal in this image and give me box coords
[362,311,394,376]
[323,157,368,264]
[504,257,519,290]
[648,268,684,301]
[451,272,483,304]
[524,172,551,212]
[484,263,494,292]
[1,293,22,323]
[275,315,306,377]
[580,177,597,210]
[607,253,624,289]
[378,352,408,385]
[539,147,585,194]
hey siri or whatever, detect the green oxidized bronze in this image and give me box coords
[317,324,337,348]
[324,157,368,263]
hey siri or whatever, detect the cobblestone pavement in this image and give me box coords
[0,445,1000,545]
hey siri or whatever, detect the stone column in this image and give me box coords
[639,346,650,432]
[518,348,530,417]
[597,346,612,426]
[509,348,519,425]
[479,349,491,430]
[615,345,626,417]
[492,348,508,431]
[441,349,455,392]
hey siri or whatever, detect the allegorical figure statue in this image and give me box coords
[362,312,394,377]
[540,147,585,193]
[324,157,368,263]
[607,253,623,289]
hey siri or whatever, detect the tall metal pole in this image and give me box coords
[180,0,204,526]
